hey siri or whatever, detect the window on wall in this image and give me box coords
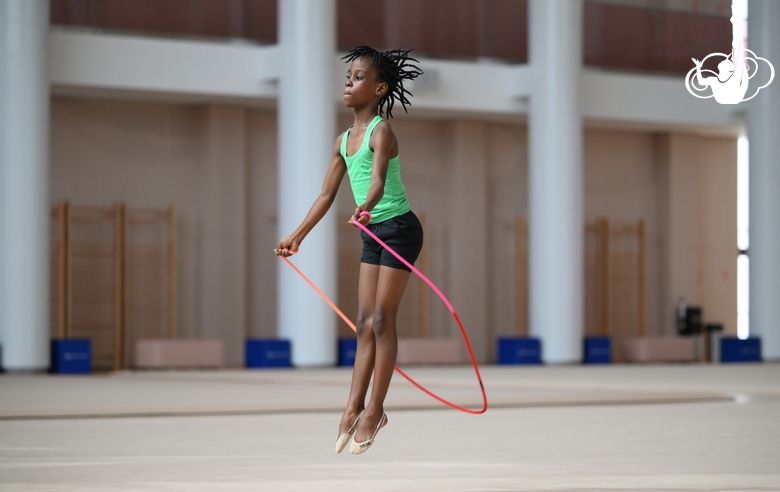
[50,0,278,44]
[51,0,531,63]
[737,135,749,340]
[50,0,735,74]
[338,0,528,63]
[583,0,733,75]
[735,0,749,340]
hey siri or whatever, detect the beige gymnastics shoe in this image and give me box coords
[335,410,364,454]
[349,413,388,455]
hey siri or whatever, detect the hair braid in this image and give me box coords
[342,46,423,119]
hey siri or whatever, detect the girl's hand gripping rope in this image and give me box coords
[274,236,300,257]
[350,207,371,227]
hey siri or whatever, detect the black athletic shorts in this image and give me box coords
[360,210,424,272]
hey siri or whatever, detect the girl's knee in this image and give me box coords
[356,311,373,337]
[372,311,396,338]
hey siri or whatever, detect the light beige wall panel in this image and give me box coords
[447,121,489,362]
[196,105,247,366]
[697,137,738,335]
[584,130,660,340]
[655,135,672,334]
[669,135,701,308]
[390,118,450,340]
[656,133,701,334]
[487,124,528,348]
[246,110,279,339]
[50,98,200,341]
[584,131,657,222]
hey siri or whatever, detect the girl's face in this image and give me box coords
[343,57,387,109]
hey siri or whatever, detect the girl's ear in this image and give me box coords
[376,82,389,97]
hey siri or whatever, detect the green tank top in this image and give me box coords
[340,115,411,223]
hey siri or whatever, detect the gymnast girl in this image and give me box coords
[274,46,423,455]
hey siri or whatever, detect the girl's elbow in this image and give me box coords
[319,192,337,205]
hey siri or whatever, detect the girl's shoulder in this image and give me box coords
[332,130,348,157]
[334,130,348,147]
[368,119,397,154]
[371,119,395,140]
[374,118,392,131]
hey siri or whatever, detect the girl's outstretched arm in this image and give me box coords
[350,122,397,226]
[275,134,347,257]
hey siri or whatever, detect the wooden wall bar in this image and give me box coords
[585,218,648,360]
[50,202,176,371]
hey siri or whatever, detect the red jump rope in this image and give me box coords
[280,211,487,414]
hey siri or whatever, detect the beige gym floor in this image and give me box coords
[1,363,779,491]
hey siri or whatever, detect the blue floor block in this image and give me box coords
[584,337,611,364]
[721,337,761,363]
[497,337,541,365]
[338,338,357,367]
[246,339,292,368]
[50,339,91,374]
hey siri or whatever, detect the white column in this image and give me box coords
[277,0,337,366]
[528,0,584,363]
[0,0,50,370]
[747,0,780,360]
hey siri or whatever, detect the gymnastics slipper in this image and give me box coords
[335,410,364,454]
[349,413,388,455]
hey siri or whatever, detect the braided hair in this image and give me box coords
[342,46,423,119]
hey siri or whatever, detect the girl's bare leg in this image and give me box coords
[338,262,380,436]
[353,265,410,442]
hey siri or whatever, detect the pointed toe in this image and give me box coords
[349,413,387,455]
[335,410,364,454]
